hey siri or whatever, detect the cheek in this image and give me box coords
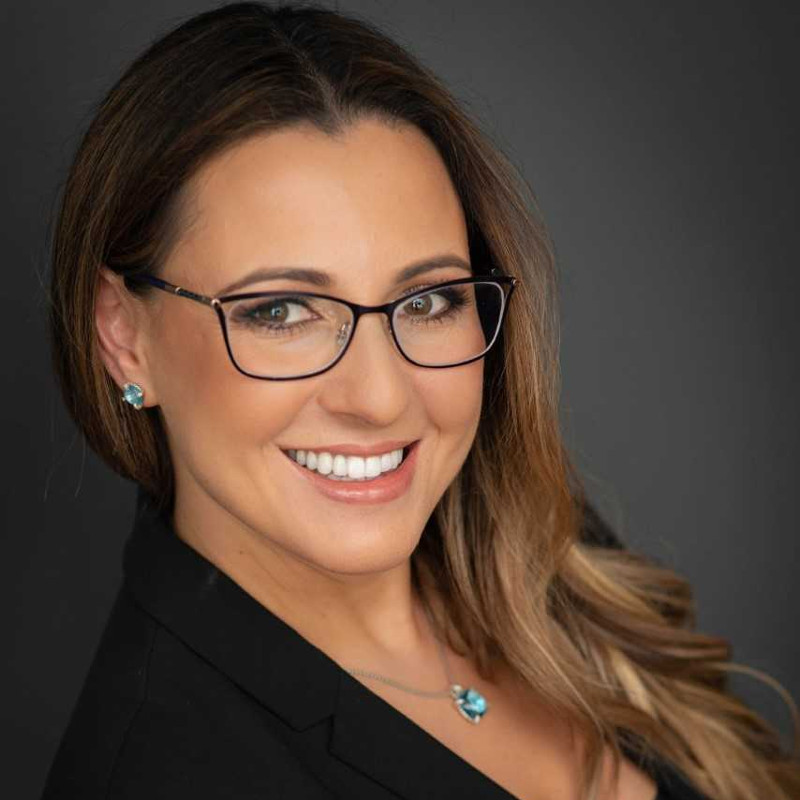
[417,358,484,439]
[150,310,226,420]
[149,310,305,459]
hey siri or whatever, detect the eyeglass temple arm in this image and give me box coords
[126,274,215,306]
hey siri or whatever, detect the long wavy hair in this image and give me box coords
[47,3,799,798]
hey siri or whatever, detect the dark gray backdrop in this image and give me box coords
[2,1,797,798]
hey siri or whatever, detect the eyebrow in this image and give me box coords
[215,254,472,296]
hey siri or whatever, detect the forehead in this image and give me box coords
[172,118,469,290]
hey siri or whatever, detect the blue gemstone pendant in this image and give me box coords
[449,684,489,724]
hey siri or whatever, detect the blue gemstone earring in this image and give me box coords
[122,382,145,410]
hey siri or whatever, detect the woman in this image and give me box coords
[41,3,799,799]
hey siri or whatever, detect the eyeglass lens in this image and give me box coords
[222,281,506,379]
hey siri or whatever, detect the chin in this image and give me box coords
[283,520,422,576]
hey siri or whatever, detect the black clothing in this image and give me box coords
[41,487,708,799]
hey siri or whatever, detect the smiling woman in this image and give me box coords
[42,3,799,800]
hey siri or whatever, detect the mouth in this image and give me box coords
[279,440,418,480]
[278,440,421,503]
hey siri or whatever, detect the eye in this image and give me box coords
[395,284,471,325]
[224,295,332,341]
[230,296,316,327]
[400,291,447,317]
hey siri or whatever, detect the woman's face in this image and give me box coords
[122,117,483,576]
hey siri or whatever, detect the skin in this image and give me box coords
[95,116,656,799]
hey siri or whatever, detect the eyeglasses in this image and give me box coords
[124,268,518,381]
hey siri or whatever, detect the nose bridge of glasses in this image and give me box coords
[346,302,397,351]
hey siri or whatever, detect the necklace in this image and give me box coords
[342,604,490,724]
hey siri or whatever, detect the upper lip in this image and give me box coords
[280,439,417,457]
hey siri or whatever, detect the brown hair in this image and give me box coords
[47,3,800,798]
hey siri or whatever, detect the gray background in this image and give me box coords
[2,1,797,797]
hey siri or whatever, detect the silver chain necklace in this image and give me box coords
[342,607,490,724]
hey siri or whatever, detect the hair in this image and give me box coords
[48,2,799,798]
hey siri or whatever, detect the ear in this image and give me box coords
[95,266,159,407]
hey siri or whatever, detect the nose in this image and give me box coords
[319,309,412,421]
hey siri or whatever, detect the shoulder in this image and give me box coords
[610,742,711,800]
[576,724,708,800]
[605,750,660,800]
[40,587,156,798]
[39,587,329,799]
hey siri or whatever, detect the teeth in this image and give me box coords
[286,447,407,481]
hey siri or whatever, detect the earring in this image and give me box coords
[122,382,145,410]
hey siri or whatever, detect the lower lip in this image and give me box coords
[281,441,420,504]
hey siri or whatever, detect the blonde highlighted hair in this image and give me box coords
[48,3,799,798]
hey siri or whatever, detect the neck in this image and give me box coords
[171,482,441,673]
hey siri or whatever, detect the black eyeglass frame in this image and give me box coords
[124,268,519,381]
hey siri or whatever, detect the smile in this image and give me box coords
[281,445,411,482]
[279,440,420,505]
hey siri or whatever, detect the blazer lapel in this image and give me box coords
[330,672,517,800]
[123,487,340,731]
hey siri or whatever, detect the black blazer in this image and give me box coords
[41,487,708,799]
